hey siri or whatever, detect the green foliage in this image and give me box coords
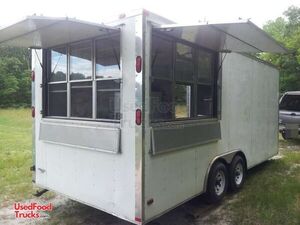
[261,6,300,93]
[0,47,31,107]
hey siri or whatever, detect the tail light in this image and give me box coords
[136,56,142,73]
[135,217,142,223]
[136,109,142,125]
[31,106,35,118]
[31,70,35,82]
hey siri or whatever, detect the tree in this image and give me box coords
[0,47,31,107]
[261,6,300,93]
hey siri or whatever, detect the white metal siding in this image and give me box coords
[34,16,138,224]
[144,52,279,221]
[221,53,279,168]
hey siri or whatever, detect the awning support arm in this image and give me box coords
[105,29,120,70]
[34,49,43,70]
[217,52,228,75]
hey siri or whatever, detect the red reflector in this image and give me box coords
[136,109,142,125]
[136,56,142,73]
[31,106,35,118]
[31,70,35,81]
[135,217,142,222]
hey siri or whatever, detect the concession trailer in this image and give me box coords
[0,9,287,224]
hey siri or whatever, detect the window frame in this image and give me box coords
[43,33,122,123]
[150,31,219,123]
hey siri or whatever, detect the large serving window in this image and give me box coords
[151,32,217,122]
[46,34,121,121]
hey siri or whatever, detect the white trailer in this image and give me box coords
[0,10,287,224]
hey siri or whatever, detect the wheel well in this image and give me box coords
[212,151,247,169]
[204,157,228,192]
[204,151,248,192]
[234,151,247,170]
[213,157,228,167]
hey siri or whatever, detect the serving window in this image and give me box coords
[151,32,218,122]
[45,34,121,122]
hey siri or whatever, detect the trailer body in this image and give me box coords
[0,10,286,224]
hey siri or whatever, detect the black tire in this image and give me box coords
[229,155,246,192]
[281,131,287,140]
[206,162,228,204]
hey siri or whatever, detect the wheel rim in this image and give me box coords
[234,162,243,185]
[214,170,226,196]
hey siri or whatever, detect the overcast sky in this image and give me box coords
[0,0,299,28]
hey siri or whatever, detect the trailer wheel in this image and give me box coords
[229,155,246,192]
[281,131,287,140]
[206,162,228,203]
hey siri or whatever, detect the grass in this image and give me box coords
[229,138,300,225]
[0,108,299,225]
[0,108,34,207]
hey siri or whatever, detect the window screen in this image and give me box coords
[97,80,121,120]
[151,79,173,121]
[197,85,213,117]
[150,33,217,122]
[198,51,213,83]
[48,83,67,116]
[71,82,93,118]
[151,36,173,79]
[175,43,195,82]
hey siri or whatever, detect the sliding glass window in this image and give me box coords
[151,35,173,121]
[151,33,217,122]
[197,50,214,118]
[95,36,121,120]
[46,34,121,121]
[48,47,67,117]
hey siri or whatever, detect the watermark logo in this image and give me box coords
[14,202,53,219]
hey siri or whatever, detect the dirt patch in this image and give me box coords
[148,195,236,225]
[287,163,300,175]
